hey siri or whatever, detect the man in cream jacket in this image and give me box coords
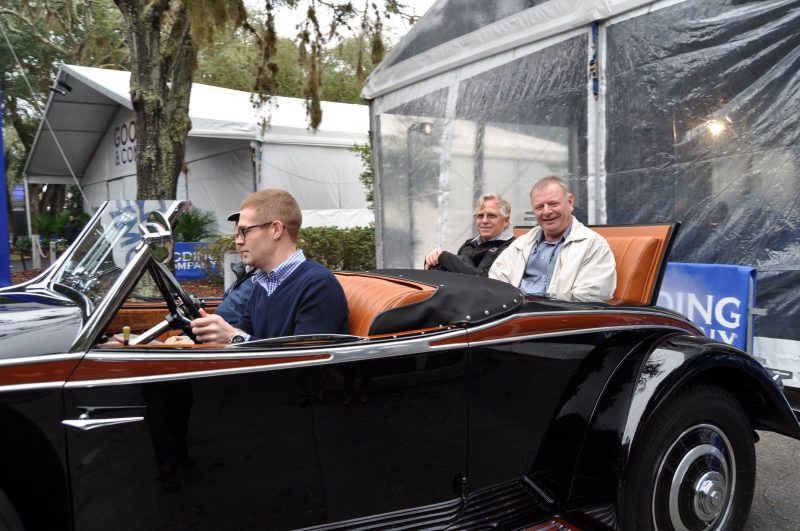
[489,176,616,302]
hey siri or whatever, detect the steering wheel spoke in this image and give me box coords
[146,260,204,341]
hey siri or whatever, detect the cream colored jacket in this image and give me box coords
[489,218,617,302]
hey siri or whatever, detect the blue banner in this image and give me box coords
[657,262,755,351]
[174,242,218,280]
[0,90,11,288]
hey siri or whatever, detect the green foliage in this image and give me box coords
[198,226,376,277]
[298,226,375,271]
[31,212,59,238]
[349,135,374,207]
[198,234,237,282]
[29,210,89,241]
[13,236,32,252]
[173,208,218,242]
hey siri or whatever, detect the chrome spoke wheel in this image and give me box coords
[652,423,735,531]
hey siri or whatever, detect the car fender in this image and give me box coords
[565,332,800,518]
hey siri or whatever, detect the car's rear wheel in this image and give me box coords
[0,488,24,531]
[621,385,755,531]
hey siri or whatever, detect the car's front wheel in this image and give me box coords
[621,385,756,531]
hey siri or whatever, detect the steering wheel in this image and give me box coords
[148,260,204,341]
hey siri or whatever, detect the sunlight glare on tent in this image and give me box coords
[706,116,732,137]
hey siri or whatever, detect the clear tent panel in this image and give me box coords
[375,33,588,268]
[454,35,589,228]
[376,89,449,268]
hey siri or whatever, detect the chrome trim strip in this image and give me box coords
[0,381,66,393]
[62,417,145,431]
[67,329,470,388]
[64,356,334,388]
[463,307,699,336]
[468,324,696,349]
[0,352,83,367]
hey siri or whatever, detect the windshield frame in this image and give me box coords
[30,200,190,352]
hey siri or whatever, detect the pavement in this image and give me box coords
[745,389,800,530]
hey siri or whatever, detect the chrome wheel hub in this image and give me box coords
[653,424,736,531]
[693,471,727,520]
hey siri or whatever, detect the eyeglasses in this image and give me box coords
[474,213,500,221]
[235,221,275,240]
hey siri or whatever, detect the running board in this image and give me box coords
[300,478,561,531]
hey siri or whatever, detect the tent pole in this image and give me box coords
[23,175,32,241]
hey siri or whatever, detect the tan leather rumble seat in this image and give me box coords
[334,272,437,337]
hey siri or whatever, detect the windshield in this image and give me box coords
[51,200,178,312]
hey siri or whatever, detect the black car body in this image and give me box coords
[1,200,798,531]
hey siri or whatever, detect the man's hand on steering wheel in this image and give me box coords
[191,309,237,344]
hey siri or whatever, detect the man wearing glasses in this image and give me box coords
[190,189,349,344]
[423,193,515,276]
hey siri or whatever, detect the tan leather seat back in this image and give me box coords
[592,224,675,305]
[335,272,437,337]
[513,223,677,305]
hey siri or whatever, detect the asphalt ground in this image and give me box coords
[745,388,800,530]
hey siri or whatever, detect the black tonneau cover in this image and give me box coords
[368,269,524,334]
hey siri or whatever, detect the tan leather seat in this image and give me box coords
[592,225,673,306]
[335,272,437,337]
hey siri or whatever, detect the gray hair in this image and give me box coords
[475,193,511,217]
[530,175,570,197]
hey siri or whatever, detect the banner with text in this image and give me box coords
[174,242,218,280]
[657,262,755,352]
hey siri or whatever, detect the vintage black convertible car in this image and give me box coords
[1,200,798,531]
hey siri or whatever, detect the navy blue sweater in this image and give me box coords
[238,260,349,339]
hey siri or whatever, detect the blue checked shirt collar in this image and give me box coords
[254,249,306,296]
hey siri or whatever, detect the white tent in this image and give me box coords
[25,64,373,232]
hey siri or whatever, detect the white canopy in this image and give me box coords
[25,64,372,230]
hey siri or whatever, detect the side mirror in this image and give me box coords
[138,210,173,264]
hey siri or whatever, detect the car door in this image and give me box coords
[64,337,469,530]
[64,348,327,530]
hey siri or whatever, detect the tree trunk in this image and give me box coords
[114,0,195,200]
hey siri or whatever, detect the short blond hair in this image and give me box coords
[475,193,511,217]
[530,175,570,197]
[240,189,302,241]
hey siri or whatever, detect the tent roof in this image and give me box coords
[363,0,677,100]
[25,64,368,182]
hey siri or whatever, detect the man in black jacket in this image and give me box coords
[423,193,514,276]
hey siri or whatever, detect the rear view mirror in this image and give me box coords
[138,211,173,264]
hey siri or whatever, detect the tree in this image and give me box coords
[115,0,411,200]
[4,1,414,205]
[112,0,248,199]
[250,1,413,125]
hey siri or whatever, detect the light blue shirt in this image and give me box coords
[254,250,306,296]
[520,225,572,295]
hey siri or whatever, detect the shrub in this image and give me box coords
[199,234,237,282]
[174,208,217,242]
[298,226,376,271]
[31,213,58,239]
[197,225,376,278]
[30,211,90,242]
